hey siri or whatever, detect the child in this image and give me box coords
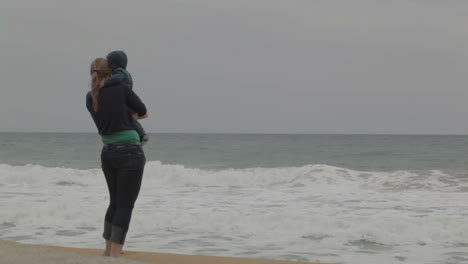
[104,50,149,145]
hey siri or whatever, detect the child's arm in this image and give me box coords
[104,71,125,87]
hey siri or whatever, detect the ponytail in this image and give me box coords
[89,58,112,112]
[90,71,100,112]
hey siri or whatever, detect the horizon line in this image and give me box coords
[0,131,467,136]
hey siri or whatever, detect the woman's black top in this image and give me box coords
[86,83,147,136]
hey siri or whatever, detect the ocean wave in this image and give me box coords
[0,162,466,191]
[2,162,468,264]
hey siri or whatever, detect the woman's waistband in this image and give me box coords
[102,143,142,151]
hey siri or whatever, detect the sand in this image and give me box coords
[0,240,328,264]
[0,240,144,264]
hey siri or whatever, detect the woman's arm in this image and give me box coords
[125,85,147,117]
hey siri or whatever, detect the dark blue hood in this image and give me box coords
[106,50,127,69]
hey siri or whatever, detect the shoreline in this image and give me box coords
[0,240,328,264]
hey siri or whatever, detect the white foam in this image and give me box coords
[1,162,468,264]
[1,162,465,189]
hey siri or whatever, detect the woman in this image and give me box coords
[86,58,148,257]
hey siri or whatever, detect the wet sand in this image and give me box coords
[0,240,328,264]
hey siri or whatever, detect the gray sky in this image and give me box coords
[2,0,467,134]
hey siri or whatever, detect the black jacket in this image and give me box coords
[86,83,147,135]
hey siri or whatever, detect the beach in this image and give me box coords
[0,240,325,264]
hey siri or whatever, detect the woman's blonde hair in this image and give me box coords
[89,58,112,112]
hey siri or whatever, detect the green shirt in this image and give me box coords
[101,130,140,145]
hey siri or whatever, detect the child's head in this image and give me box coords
[106,50,128,70]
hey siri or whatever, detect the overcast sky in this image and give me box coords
[2,0,467,134]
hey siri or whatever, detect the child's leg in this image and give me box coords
[133,120,149,144]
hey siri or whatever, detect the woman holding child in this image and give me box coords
[86,51,148,257]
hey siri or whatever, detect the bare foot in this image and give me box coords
[110,242,123,258]
[103,240,111,256]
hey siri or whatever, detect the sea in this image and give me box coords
[1,133,468,264]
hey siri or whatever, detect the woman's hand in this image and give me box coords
[133,113,149,120]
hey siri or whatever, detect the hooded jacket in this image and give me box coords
[104,50,133,88]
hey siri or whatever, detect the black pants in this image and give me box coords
[101,144,146,244]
